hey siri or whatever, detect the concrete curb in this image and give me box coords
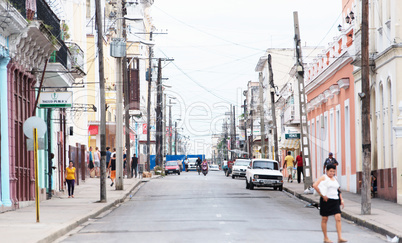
[38,179,145,243]
[284,187,402,243]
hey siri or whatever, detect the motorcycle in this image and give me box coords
[201,162,208,176]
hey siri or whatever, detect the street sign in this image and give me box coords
[23,116,47,139]
[285,133,300,139]
[38,91,73,108]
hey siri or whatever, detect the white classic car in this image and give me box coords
[231,159,251,178]
[245,159,283,191]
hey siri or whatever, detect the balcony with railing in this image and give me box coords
[284,104,296,125]
[65,42,85,77]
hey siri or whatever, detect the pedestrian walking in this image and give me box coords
[323,152,338,174]
[131,154,138,178]
[296,151,304,183]
[64,161,77,198]
[123,149,127,178]
[94,147,101,177]
[283,151,295,183]
[313,163,347,243]
[88,147,95,177]
[184,157,189,172]
[108,153,116,187]
[106,147,112,178]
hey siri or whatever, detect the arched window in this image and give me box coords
[379,82,385,169]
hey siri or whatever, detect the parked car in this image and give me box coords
[165,161,181,175]
[232,159,251,178]
[209,164,219,171]
[187,158,198,171]
[245,159,283,191]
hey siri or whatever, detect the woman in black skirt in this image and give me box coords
[313,164,347,243]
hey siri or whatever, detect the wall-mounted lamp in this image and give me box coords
[350,11,355,20]
[346,11,355,24]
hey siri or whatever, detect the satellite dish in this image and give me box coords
[23,116,47,139]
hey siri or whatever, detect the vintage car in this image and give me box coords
[165,161,181,175]
[245,159,283,191]
[231,159,251,178]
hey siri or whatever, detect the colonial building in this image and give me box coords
[351,0,402,203]
[0,0,60,211]
[305,27,356,192]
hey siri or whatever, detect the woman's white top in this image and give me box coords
[319,175,340,199]
[94,151,100,162]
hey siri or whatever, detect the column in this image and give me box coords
[0,56,11,206]
[393,101,402,204]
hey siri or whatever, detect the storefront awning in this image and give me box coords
[279,139,300,151]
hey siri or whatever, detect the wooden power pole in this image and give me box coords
[95,0,107,201]
[268,54,279,162]
[259,72,266,158]
[155,59,163,166]
[361,0,371,215]
[146,32,153,171]
[122,2,131,178]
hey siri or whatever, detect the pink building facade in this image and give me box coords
[305,28,357,192]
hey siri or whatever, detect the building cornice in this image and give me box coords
[305,51,353,94]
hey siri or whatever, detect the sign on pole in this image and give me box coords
[23,116,47,223]
[38,91,73,108]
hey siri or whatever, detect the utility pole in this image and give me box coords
[361,0,371,215]
[244,97,248,158]
[122,1,131,178]
[224,119,228,160]
[146,31,153,171]
[268,54,279,162]
[114,0,124,190]
[155,59,163,166]
[95,0,107,200]
[249,87,254,159]
[163,93,166,158]
[169,99,172,155]
[293,11,312,189]
[229,104,234,160]
[174,121,178,155]
[293,12,313,189]
[233,105,236,159]
[259,72,265,158]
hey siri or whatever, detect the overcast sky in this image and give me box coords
[150,0,342,157]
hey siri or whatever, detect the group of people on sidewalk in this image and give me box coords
[105,147,139,187]
[64,147,140,198]
[284,151,345,243]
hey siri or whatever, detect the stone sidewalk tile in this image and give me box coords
[0,176,153,243]
[284,181,402,242]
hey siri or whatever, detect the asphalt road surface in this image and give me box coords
[59,171,386,243]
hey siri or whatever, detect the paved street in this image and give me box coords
[59,171,386,243]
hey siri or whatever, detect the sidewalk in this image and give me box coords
[284,181,402,242]
[0,176,155,243]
